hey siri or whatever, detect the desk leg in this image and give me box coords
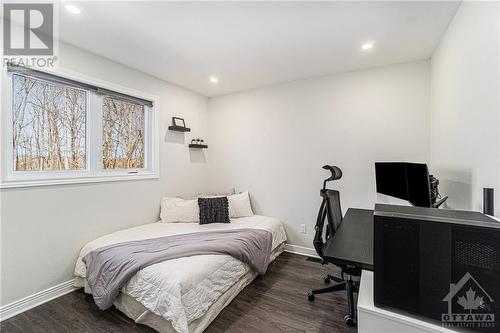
[345,277,356,327]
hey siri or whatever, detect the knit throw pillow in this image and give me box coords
[198,197,230,224]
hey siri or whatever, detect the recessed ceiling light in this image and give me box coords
[361,41,375,51]
[65,4,81,15]
[209,76,219,84]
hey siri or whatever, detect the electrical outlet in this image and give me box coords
[300,224,307,234]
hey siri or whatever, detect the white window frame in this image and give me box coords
[0,67,160,189]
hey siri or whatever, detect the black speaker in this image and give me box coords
[484,188,494,216]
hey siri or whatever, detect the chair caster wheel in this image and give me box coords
[344,315,356,327]
[324,276,331,284]
[307,292,315,301]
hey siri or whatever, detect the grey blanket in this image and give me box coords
[82,228,273,310]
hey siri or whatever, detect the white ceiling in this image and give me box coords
[59,1,460,97]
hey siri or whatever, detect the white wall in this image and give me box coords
[0,42,209,306]
[207,61,430,247]
[430,2,500,216]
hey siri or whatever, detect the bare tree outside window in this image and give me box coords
[102,97,145,169]
[12,74,87,171]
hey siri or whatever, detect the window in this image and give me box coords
[12,74,87,171]
[102,97,145,169]
[2,66,158,188]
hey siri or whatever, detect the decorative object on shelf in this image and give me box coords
[168,116,190,132]
[173,117,185,127]
[189,138,208,149]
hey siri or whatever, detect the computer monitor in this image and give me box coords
[375,162,432,208]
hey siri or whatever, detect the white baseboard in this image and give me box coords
[0,279,77,321]
[284,244,320,258]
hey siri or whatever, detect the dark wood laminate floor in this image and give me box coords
[1,253,357,333]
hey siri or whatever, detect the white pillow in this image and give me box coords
[196,187,236,198]
[181,188,236,200]
[228,191,254,218]
[160,197,199,223]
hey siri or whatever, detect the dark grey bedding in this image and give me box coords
[82,228,273,310]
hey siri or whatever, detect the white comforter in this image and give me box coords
[74,215,287,333]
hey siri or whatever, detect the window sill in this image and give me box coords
[0,172,159,189]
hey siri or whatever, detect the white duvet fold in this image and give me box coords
[122,255,250,332]
[74,215,287,333]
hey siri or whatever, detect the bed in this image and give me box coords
[74,215,287,333]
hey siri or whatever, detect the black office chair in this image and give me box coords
[306,165,361,327]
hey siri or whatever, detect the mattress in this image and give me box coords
[74,215,287,333]
[114,245,284,333]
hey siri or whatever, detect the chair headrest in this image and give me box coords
[322,165,342,181]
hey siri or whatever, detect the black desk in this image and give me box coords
[323,208,374,271]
